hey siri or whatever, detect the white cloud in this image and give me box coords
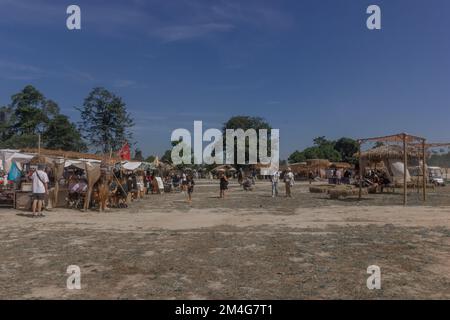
[153,23,234,42]
[113,79,137,88]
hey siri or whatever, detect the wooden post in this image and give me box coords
[422,140,426,202]
[83,162,90,211]
[358,141,362,200]
[38,134,41,157]
[403,134,407,206]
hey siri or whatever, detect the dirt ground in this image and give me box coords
[0,180,449,299]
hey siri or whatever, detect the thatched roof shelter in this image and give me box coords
[21,148,120,164]
[212,164,236,172]
[358,145,423,163]
[306,159,330,167]
[357,133,427,205]
[330,162,353,169]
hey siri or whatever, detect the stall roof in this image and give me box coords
[358,133,425,144]
[0,149,35,172]
[122,161,142,171]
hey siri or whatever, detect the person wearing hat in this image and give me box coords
[31,164,49,217]
[219,171,228,198]
[284,167,294,197]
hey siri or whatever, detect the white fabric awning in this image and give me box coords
[0,150,35,172]
[122,161,142,171]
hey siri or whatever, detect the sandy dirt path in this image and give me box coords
[0,181,449,299]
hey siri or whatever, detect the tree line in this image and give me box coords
[1,87,363,165]
[0,85,134,155]
[288,136,359,164]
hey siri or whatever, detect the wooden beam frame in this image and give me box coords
[357,132,427,206]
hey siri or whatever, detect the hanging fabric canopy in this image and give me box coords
[122,161,142,171]
[0,149,35,173]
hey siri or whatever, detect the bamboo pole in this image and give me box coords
[38,134,41,157]
[403,134,407,206]
[358,141,362,200]
[422,140,426,202]
[83,162,91,212]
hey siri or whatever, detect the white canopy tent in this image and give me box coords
[121,161,142,171]
[0,149,35,172]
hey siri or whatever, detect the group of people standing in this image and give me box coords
[180,172,195,202]
[224,167,296,199]
[270,167,295,198]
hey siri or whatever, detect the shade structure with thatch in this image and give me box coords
[212,164,236,173]
[358,144,424,164]
[357,133,427,205]
[21,148,120,164]
[282,159,351,179]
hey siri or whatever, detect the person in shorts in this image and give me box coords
[181,172,188,194]
[284,167,294,198]
[219,171,228,198]
[31,164,49,217]
[186,175,195,203]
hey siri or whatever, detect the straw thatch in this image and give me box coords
[358,145,423,163]
[212,164,236,172]
[21,148,120,162]
[306,159,331,167]
[330,162,353,169]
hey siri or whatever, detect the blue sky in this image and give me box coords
[0,0,449,159]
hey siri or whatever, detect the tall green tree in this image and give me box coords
[334,137,358,164]
[288,150,306,163]
[77,87,134,153]
[43,115,87,152]
[288,136,359,164]
[133,148,144,161]
[145,155,156,163]
[222,116,272,167]
[161,149,173,163]
[9,85,58,135]
[0,85,85,151]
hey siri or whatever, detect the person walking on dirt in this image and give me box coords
[181,172,187,194]
[219,172,228,198]
[271,170,280,197]
[308,170,315,184]
[31,164,49,217]
[284,167,294,198]
[237,168,243,185]
[186,175,195,203]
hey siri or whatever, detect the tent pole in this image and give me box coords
[403,134,407,206]
[84,162,91,211]
[38,134,41,157]
[422,140,426,202]
[358,141,362,200]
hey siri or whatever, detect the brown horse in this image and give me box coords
[93,174,112,212]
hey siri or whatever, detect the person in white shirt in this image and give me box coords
[271,170,280,197]
[181,172,187,194]
[336,169,342,185]
[31,164,49,217]
[284,167,294,198]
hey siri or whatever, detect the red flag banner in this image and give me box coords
[118,143,131,160]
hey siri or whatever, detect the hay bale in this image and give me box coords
[328,189,352,199]
[309,186,327,193]
[328,186,368,199]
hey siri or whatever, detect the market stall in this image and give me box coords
[0,149,35,208]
